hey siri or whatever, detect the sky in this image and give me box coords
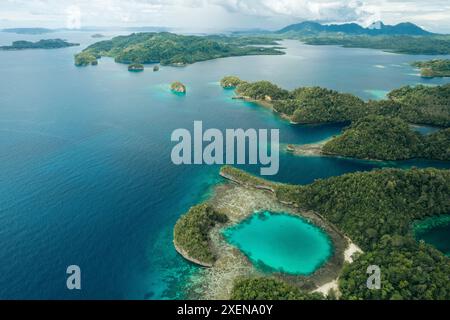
[1,0,450,33]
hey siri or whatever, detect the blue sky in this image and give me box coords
[1,0,450,33]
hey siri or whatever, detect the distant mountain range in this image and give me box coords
[276,21,434,36]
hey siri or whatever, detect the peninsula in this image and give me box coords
[412,59,450,78]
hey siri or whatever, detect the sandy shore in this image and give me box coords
[285,137,334,156]
[312,239,363,297]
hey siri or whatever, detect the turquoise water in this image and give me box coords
[0,31,449,299]
[223,212,332,274]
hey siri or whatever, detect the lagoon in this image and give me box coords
[223,212,332,275]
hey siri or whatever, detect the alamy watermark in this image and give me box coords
[171,121,279,175]
[366,265,381,290]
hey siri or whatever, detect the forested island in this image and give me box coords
[322,116,450,161]
[173,204,228,267]
[226,76,450,128]
[216,166,450,300]
[0,39,79,50]
[412,59,450,78]
[74,32,284,67]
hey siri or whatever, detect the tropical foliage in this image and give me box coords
[173,204,228,265]
[230,277,324,300]
[75,32,284,66]
[412,59,450,78]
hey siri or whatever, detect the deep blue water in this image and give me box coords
[223,211,332,275]
[0,31,449,299]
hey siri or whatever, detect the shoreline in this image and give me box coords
[173,241,214,268]
[182,169,352,299]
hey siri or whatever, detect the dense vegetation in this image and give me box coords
[0,39,79,50]
[412,59,450,78]
[170,81,186,93]
[339,236,450,299]
[235,80,290,100]
[421,128,450,161]
[230,277,324,300]
[387,84,450,127]
[301,35,450,55]
[322,115,422,160]
[227,76,450,127]
[223,166,450,299]
[75,32,284,66]
[220,76,244,88]
[277,87,366,123]
[173,204,228,265]
[74,52,98,66]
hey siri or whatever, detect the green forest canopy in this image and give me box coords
[75,32,284,66]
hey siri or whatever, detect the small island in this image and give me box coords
[0,39,79,50]
[91,34,106,38]
[128,63,144,72]
[224,76,450,127]
[170,81,186,94]
[74,32,284,67]
[153,65,160,72]
[412,59,450,78]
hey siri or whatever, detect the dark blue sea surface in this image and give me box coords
[0,31,449,299]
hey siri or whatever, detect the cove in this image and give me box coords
[413,215,450,256]
[223,211,332,275]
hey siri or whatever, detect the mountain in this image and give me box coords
[276,21,434,36]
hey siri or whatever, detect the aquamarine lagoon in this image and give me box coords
[223,211,332,275]
[0,30,449,299]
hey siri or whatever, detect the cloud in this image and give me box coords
[0,0,449,32]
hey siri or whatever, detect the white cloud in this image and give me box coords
[0,0,449,33]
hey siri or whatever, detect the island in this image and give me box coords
[412,59,450,78]
[0,39,79,50]
[153,65,159,72]
[225,76,450,127]
[170,81,186,94]
[128,63,144,72]
[74,32,284,67]
[173,204,228,267]
[91,34,106,38]
[322,116,450,161]
[174,165,450,300]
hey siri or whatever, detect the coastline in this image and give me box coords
[285,137,334,157]
[173,240,214,268]
[181,169,352,299]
